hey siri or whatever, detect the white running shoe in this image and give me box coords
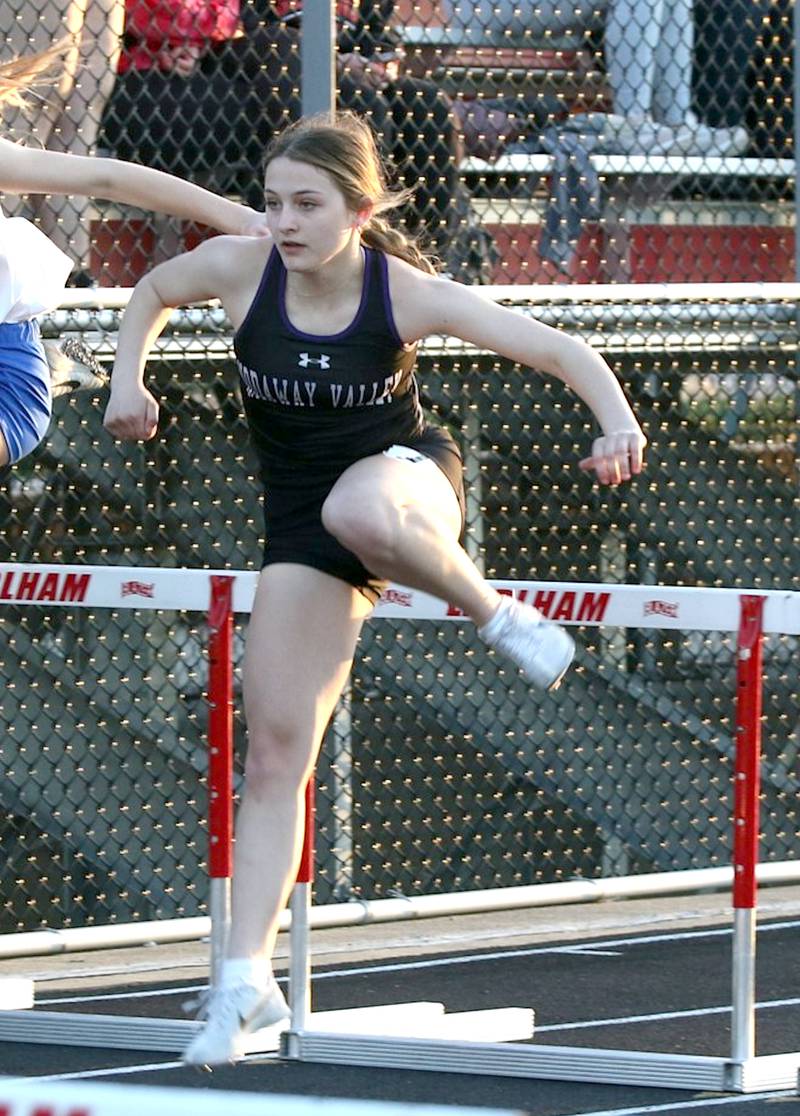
[479,597,575,691]
[44,337,107,397]
[183,977,290,1067]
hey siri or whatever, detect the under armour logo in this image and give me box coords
[298,352,331,369]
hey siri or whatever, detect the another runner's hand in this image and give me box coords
[235,206,271,238]
[578,429,647,485]
[104,383,159,442]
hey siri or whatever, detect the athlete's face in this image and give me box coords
[264,157,361,270]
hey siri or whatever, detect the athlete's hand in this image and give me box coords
[578,429,647,485]
[104,382,159,442]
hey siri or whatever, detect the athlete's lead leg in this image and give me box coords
[322,454,574,691]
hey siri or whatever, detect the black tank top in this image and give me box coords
[233,246,424,485]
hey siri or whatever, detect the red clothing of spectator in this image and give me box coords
[119,0,240,73]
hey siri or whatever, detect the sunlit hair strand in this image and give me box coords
[0,39,70,110]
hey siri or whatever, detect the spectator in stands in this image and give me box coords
[444,0,748,156]
[0,0,124,280]
[446,0,752,272]
[217,1,488,279]
[100,1,484,276]
[98,0,278,209]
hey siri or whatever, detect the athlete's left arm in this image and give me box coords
[400,271,647,486]
[0,138,268,237]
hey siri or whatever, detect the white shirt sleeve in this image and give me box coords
[0,213,74,324]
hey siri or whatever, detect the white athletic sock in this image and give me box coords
[220,957,272,989]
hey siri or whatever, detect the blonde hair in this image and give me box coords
[0,40,69,110]
[264,112,438,276]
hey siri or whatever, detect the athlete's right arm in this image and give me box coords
[104,236,257,442]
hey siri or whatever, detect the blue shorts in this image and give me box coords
[0,320,52,465]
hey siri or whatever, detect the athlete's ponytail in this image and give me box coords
[263,111,438,276]
[0,40,69,110]
[359,214,436,275]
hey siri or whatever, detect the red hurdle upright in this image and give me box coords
[207,575,235,987]
[731,595,765,1065]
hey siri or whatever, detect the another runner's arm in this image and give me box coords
[0,138,268,237]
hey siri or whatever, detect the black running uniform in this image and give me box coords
[233,245,465,603]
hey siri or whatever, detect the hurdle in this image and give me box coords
[282,582,800,1092]
[0,563,535,1055]
[0,563,798,1089]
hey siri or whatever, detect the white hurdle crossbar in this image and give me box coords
[0,564,798,1087]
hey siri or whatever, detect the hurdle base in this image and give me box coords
[280,1031,800,1094]
[0,980,34,1010]
[0,1009,206,1054]
[732,1053,800,1093]
[0,1002,533,1055]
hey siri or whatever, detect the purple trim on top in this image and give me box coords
[377,251,406,349]
[278,247,371,341]
[234,246,278,343]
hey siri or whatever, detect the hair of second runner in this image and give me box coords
[263,111,437,276]
[0,40,68,109]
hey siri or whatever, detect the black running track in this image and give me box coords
[1,918,799,1116]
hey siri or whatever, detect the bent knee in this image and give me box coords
[321,489,399,566]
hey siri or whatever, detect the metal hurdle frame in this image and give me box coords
[0,564,534,1054]
[282,583,800,1093]
[0,569,254,1054]
[0,564,798,1089]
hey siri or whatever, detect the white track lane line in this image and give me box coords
[536,997,800,1032]
[561,1091,796,1116]
[3,1061,186,1083]
[304,920,800,980]
[33,919,800,1006]
[2,1054,284,1085]
[34,987,800,1035]
[36,984,208,1005]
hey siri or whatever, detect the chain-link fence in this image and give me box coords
[1,0,798,939]
[0,288,797,933]
[0,1,796,285]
